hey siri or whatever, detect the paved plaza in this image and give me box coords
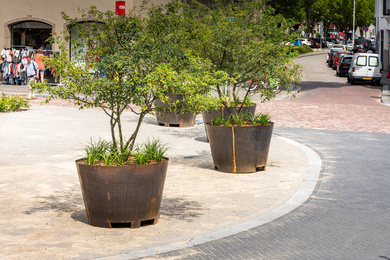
[1,53,390,259]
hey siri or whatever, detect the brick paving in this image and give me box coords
[26,90,390,134]
[256,84,390,134]
[256,99,390,133]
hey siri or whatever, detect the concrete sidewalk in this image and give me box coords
[0,102,321,259]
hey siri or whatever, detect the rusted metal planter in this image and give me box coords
[155,94,195,127]
[206,123,273,173]
[76,158,169,228]
[156,111,195,127]
[201,105,256,140]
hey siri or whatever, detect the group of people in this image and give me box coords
[23,48,45,99]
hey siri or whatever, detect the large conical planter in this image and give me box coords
[155,94,195,127]
[206,123,273,173]
[76,158,169,228]
[202,105,256,141]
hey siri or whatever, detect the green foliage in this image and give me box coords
[0,93,30,112]
[81,138,167,166]
[200,95,224,113]
[210,112,272,127]
[243,97,254,107]
[227,97,254,107]
[210,114,226,126]
[297,45,313,53]
[287,46,300,58]
[81,138,112,165]
[31,0,304,157]
[182,0,302,115]
[134,139,168,165]
[251,113,272,126]
[32,2,213,161]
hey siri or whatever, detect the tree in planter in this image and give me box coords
[179,0,303,173]
[32,3,214,228]
[35,3,213,162]
[153,58,227,127]
[183,0,302,116]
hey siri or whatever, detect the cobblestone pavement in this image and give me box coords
[255,56,390,133]
[131,54,390,259]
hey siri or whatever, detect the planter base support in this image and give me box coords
[110,217,158,228]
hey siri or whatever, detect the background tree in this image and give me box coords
[355,0,375,36]
[183,0,302,113]
[272,0,374,38]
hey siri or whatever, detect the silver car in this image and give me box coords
[347,40,353,51]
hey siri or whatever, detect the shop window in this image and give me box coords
[11,21,52,49]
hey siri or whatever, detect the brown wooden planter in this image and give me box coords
[206,123,273,173]
[76,158,169,228]
[201,105,256,140]
[155,94,195,127]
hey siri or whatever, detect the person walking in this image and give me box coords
[21,56,39,99]
[33,48,45,83]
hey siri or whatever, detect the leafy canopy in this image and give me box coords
[33,2,214,163]
[182,0,302,113]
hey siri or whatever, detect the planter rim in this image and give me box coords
[218,104,256,107]
[205,122,274,127]
[203,104,256,112]
[75,157,169,168]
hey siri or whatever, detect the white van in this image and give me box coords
[347,53,381,85]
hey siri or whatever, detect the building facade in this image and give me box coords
[375,0,390,69]
[0,0,166,50]
[0,0,167,84]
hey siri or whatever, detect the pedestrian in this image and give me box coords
[21,56,39,99]
[33,48,45,83]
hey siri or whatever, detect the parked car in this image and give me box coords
[354,38,372,51]
[294,39,303,46]
[370,39,376,51]
[348,53,381,85]
[333,51,352,70]
[330,44,348,51]
[328,49,342,67]
[336,55,353,76]
[311,38,327,48]
[327,44,347,63]
[326,38,334,48]
[296,38,312,46]
[346,40,353,51]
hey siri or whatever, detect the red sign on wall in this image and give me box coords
[116,1,126,16]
